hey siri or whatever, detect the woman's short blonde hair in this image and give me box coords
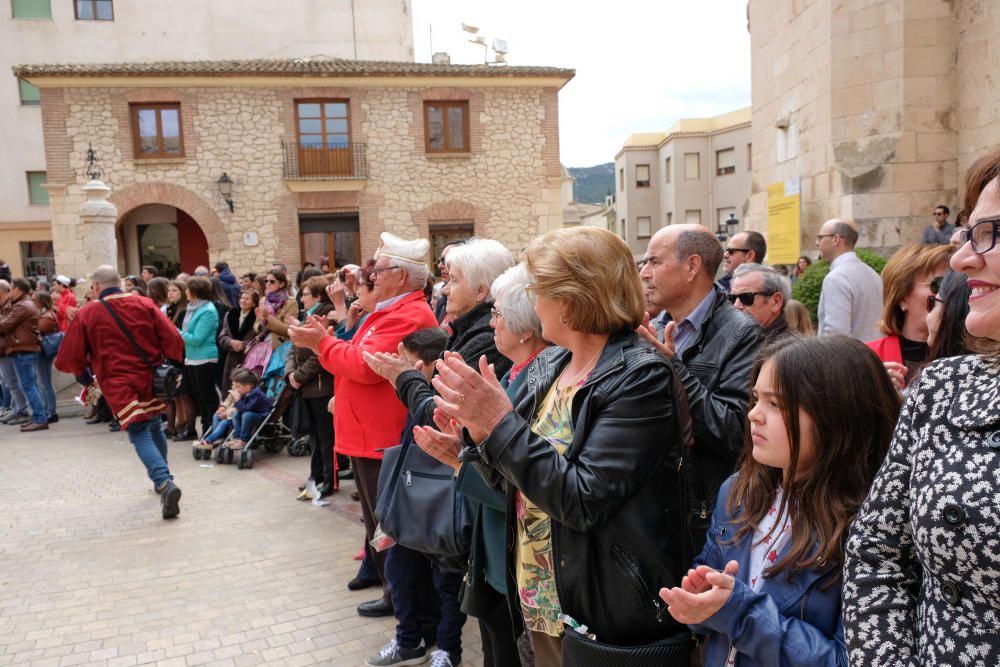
[878,244,954,336]
[524,226,645,334]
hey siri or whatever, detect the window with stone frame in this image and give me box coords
[130,103,183,159]
[424,101,469,153]
[75,0,112,20]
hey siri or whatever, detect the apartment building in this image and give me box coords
[3,0,414,277]
[614,108,752,256]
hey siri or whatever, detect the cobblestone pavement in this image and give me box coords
[0,417,484,666]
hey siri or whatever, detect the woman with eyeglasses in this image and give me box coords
[844,150,1000,665]
[865,244,954,393]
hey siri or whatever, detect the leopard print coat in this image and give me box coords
[843,354,1000,666]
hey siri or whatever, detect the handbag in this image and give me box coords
[375,396,474,558]
[40,331,64,358]
[561,626,694,667]
[99,298,178,400]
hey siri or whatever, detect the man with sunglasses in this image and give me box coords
[815,218,883,341]
[719,231,766,293]
[922,205,955,245]
[729,263,792,342]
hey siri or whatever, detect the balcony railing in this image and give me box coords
[281,141,368,180]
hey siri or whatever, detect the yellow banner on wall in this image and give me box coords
[767,180,801,265]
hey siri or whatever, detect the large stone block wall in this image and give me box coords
[42,81,563,278]
[746,0,985,256]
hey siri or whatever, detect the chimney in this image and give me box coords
[432,52,451,65]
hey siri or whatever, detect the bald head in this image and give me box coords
[652,224,725,277]
[92,265,120,289]
[816,218,860,261]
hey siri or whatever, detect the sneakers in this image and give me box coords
[4,412,30,426]
[365,639,427,667]
[428,649,459,667]
[158,480,182,519]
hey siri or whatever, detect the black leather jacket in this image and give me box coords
[468,329,687,646]
[667,286,762,549]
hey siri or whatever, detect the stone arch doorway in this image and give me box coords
[117,205,209,278]
[109,182,228,278]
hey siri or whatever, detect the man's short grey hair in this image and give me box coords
[446,238,516,296]
[733,262,791,309]
[490,263,543,338]
[399,259,430,290]
[0,279,9,292]
[92,265,121,288]
[676,229,724,276]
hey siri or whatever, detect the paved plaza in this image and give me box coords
[0,416,484,666]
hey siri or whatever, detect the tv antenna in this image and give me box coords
[462,23,509,64]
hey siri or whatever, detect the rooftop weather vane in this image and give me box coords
[85,142,101,180]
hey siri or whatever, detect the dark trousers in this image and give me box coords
[385,544,466,656]
[477,587,522,667]
[184,363,219,436]
[351,456,390,604]
[305,396,336,490]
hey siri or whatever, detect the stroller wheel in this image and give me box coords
[236,451,245,469]
[214,446,223,464]
[244,449,254,469]
[191,447,201,460]
[224,447,233,465]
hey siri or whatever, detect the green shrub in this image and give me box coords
[791,249,887,323]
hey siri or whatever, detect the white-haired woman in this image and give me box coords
[362,237,516,667]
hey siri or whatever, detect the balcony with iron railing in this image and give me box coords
[281,140,368,190]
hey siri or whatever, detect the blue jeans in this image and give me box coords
[203,414,232,444]
[385,544,466,656]
[36,354,57,417]
[0,380,9,409]
[233,410,267,441]
[0,356,26,414]
[11,352,47,424]
[127,418,172,488]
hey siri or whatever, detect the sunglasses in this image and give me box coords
[726,291,773,306]
[961,218,1000,254]
[265,279,279,284]
[926,295,944,312]
[724,247,751,256]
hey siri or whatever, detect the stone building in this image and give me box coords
[15,59,573,278]
[614,108,752,256]
[2,0,414,278]
[745,0,1000,252]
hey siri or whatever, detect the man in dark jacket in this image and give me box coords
[214,261,241,308]
[640,224,763,553]
[0,260,11,282]
[0,278,48,430]
[730,262,792,344]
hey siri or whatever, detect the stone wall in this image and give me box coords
[746,0,993,255]
[42,80,564,278]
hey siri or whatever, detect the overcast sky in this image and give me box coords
[411,0,752,168]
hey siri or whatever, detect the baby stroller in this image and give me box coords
[214,339,298,469]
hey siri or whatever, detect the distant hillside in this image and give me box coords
[569,162,615,205]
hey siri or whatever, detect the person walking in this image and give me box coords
[0,278,49,431]
[55,265,185,519]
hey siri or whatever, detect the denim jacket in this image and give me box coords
[691,476,847,667]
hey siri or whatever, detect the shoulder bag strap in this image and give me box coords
[99,298,157,371]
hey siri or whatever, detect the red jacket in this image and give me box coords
[318,290,437,460]
[56,291,184,427]
[56,289,78,331]
[866,335,902,366]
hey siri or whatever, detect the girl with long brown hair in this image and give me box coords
[659,335,901,666]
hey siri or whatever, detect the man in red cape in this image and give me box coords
[56,265,186,519]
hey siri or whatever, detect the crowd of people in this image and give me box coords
[3,150,999,666]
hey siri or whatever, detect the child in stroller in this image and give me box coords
[191,368,272,460]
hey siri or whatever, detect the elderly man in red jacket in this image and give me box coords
[290,232,438,618]
[56,265,186,520]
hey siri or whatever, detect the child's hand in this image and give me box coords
[659,560,739,625]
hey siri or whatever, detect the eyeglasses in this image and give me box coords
[724,247,750,256]
[926,295,944,312]
[930,275,942,295]
[490,307,504,321]
[370,265,401,278]
[726,291,774,306]
[961,218,1000,254]
[815,233,839,241]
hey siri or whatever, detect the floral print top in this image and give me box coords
[515,380,579,637]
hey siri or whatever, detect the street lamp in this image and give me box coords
[217,172,234,213]
[716,213,739,242]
